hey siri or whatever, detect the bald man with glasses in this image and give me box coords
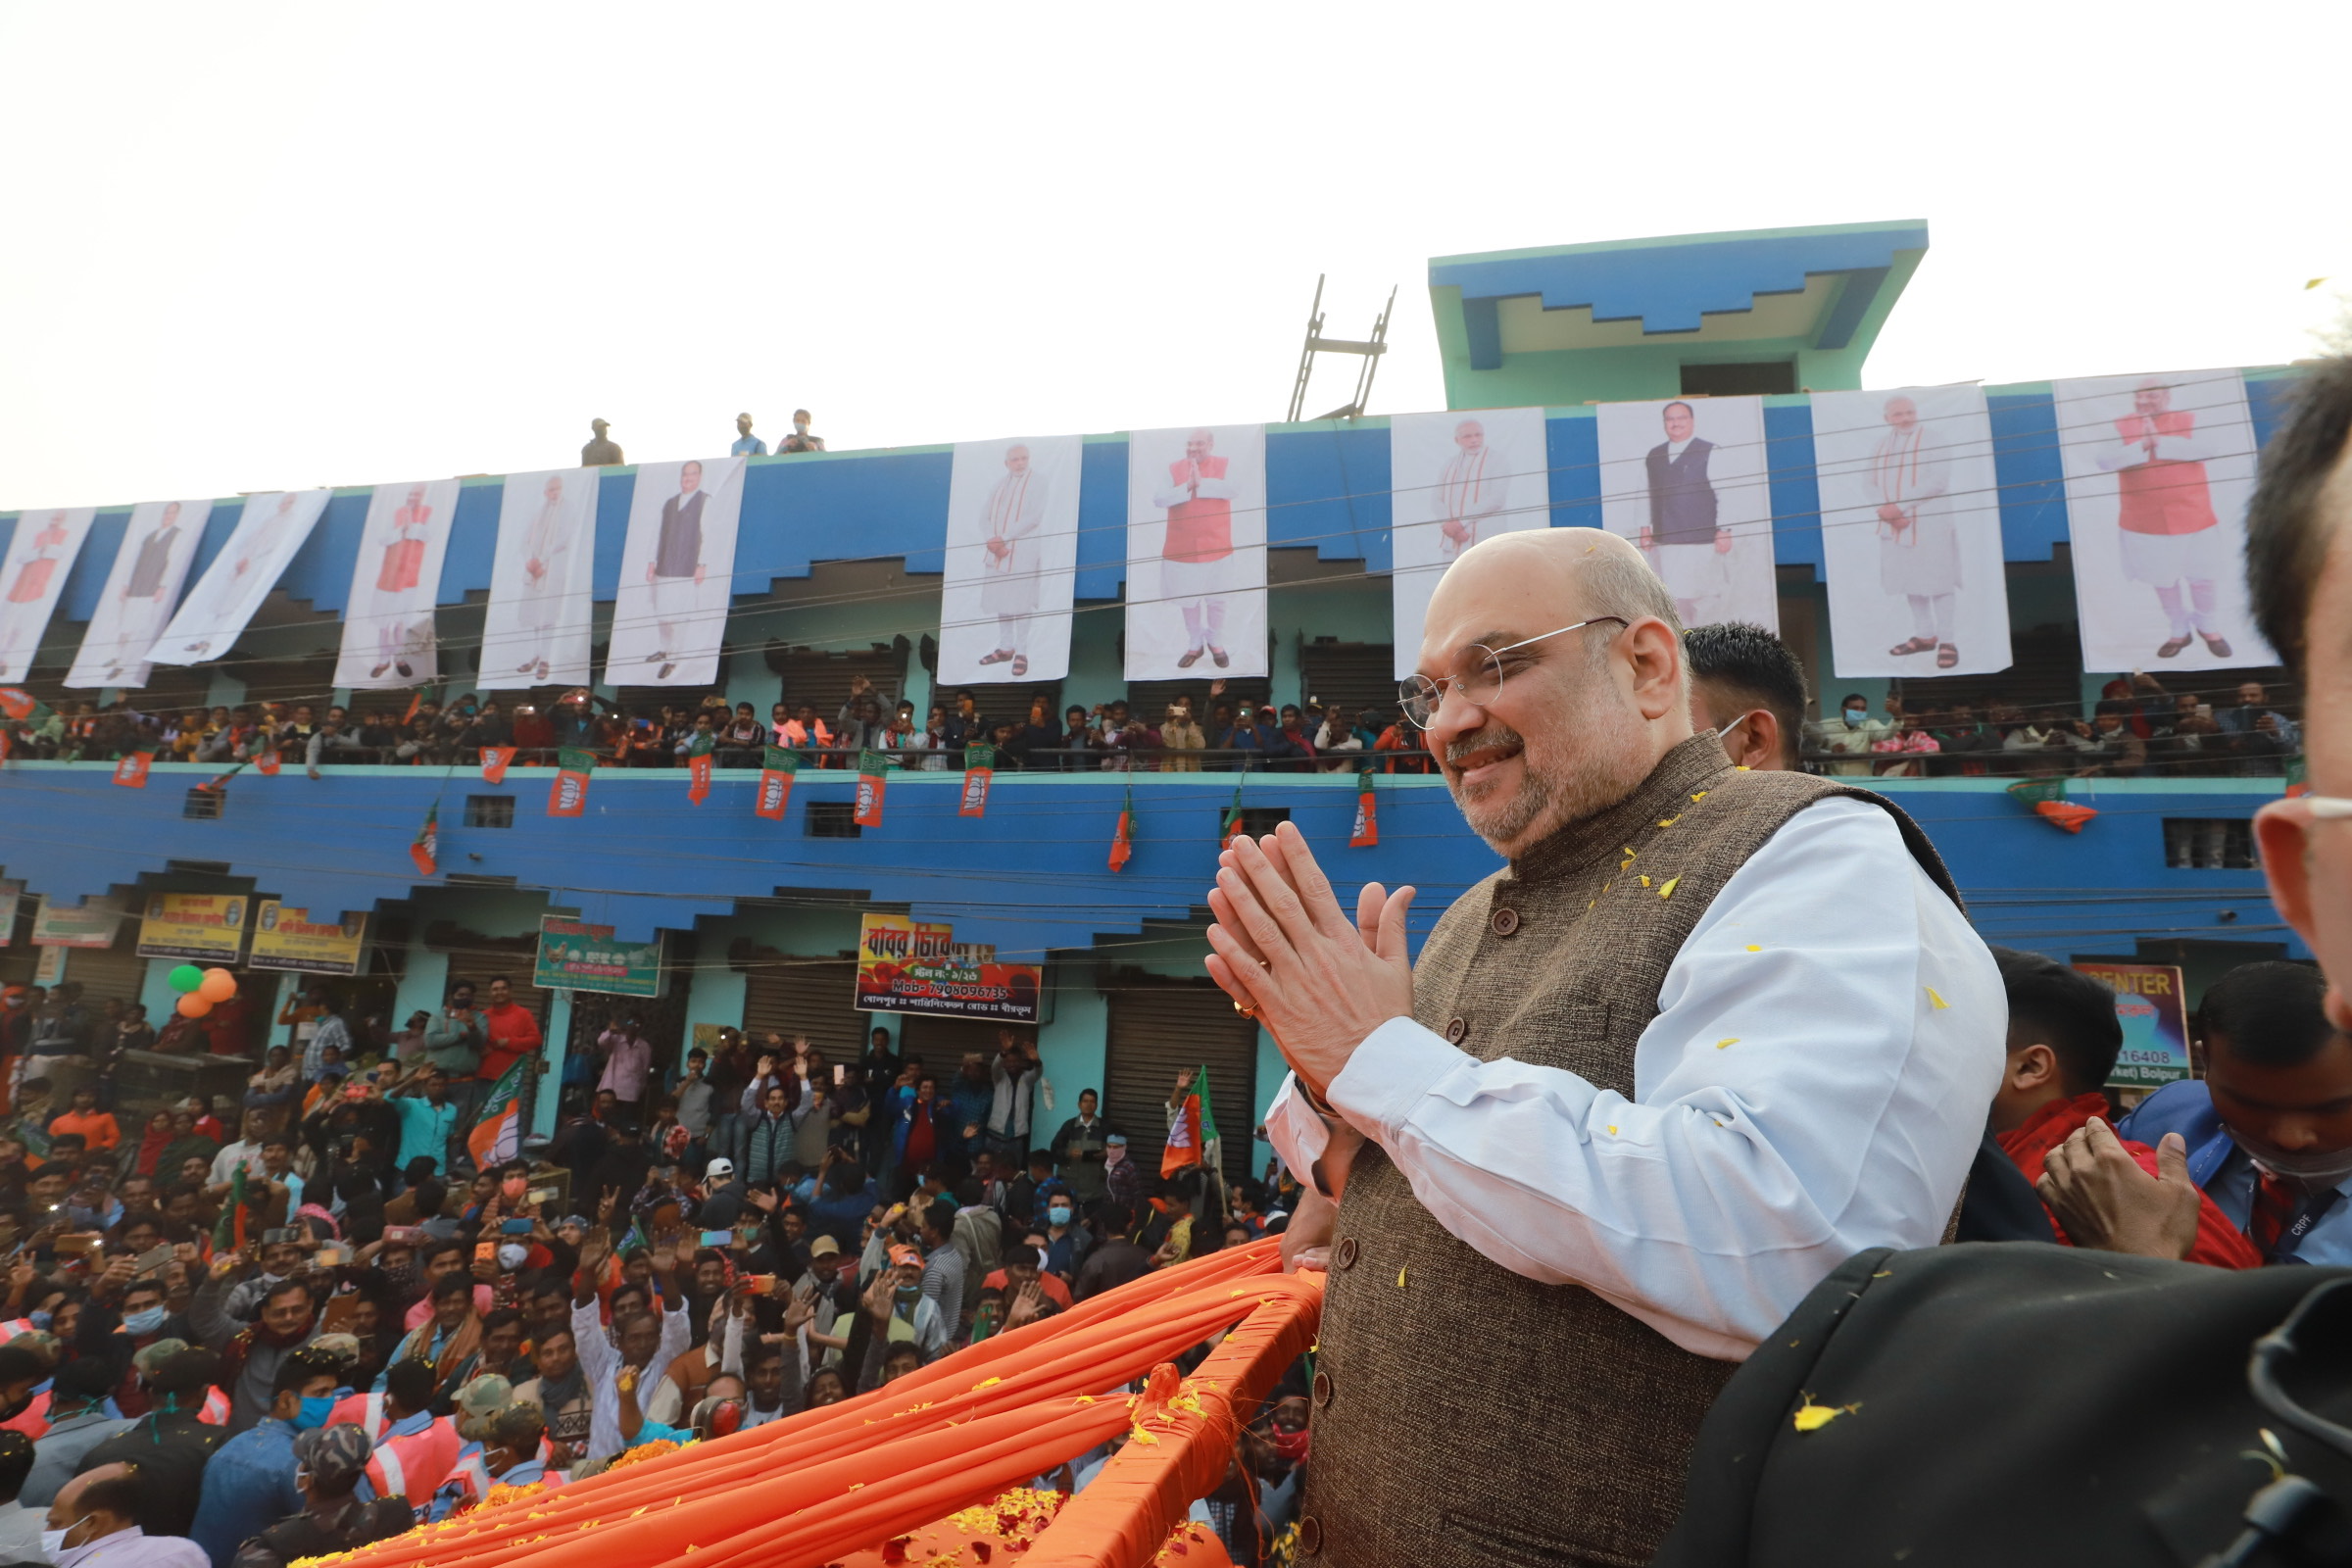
[1205,528,2001,1567]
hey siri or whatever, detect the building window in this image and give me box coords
[1222,807,1292,841]
[2164,818,2256,870]
[465,796,514,829]
[181,787,223,820]
[808,802,862,839]
[1680,361,1796,398]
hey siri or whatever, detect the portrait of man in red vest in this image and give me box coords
[2093,376,2232,661]
[1151,429,1241,669]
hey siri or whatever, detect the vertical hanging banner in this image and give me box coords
[112,751,153,788]
[0,507,98,683]
[603,456,747,687]
[2051,369,2275,672]
[482,467,600,689]
[411,803,439,875]
[65,500,211,690]
[1350,772,1379,847]
[1810,386,2013,677]
[548,746,595,817]
[1108,785,1135,871]
[938,434,1084,685]
[959,745,996,817]
[687,732,714,805]
[1125,424,1268,679]
[755,746,798,821]
[854,749,891,827]
[254,747,281,776]
[1387,410,1551,677]
[334,478,460,691]
[479,746,516,784]
[1595,397,1778,632]
[152,489,332,664]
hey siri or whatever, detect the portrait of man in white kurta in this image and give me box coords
[1811,385,2012,678]
[153,489,331,664]
[482,468,600,688]
[938,434,1083,685]
[0,508,98,683]
[67,500,213,690]
[1388,407,1550,678]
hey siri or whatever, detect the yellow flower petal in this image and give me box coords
[1639,874,1652,887]
[973,1376,1003,1390]
[1622,846,1637,858]
[1606,1124,1618,1135]
[1690,791,1709,801]
[1745,944,1761,952]
[1657,814,1680,827]
[1791,1397,1861,1432]
[1927,987,1949,1010]
[1396,1266,1408,1288]
[1658,877,1679,899]
[1716,1037,1739,1050]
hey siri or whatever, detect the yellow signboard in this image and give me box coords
[133,893,249,963]
[249,902,368,977]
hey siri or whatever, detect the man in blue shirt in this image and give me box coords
[189,1347,340,1566]
[728,415,766,458]
[2103,961,2352,1266]
[390,1067,460,1176]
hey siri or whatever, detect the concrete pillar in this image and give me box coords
[534,991,573,1140]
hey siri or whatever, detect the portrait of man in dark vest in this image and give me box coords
[1641,400,1734,626]
[1205,527,2003,1566]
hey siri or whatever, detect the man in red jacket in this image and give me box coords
[1987,947,2257,1268]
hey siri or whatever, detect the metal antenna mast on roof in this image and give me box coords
[1285,275,1396,422]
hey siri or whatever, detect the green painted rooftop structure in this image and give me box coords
[1427,219,1930,409]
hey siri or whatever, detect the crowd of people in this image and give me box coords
[0,983,1307,1566]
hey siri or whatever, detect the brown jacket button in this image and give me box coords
[1311,1369,1333,1406]
[1335,1236,1359,1269]
[1445,1016,1469,1044]
[1491,906,1520,936]
[1299,1516,1324,1555]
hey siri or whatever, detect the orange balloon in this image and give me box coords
[197,968,237,1003]
[176,993,213,1019]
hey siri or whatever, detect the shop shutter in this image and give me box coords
[1124,678,1272,733]
[58,933,148,1008]
[740,956,867,1058]
[773,646,908,716]
[1102,976,1258,1186]
[1299,642,1401,728]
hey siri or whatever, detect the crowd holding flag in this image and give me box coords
[1161,1065,1221,1179]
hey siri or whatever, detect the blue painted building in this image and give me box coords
[0,223,2304,1166]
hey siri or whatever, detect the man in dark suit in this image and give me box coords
[645,461,707,679]
[1641,401,1732,624]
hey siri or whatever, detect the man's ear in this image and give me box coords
[2256,799,2316,942]
[2009,1043,2059,1093]
[1624,616,1688,721]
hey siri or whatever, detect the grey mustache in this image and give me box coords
[1446,726,1524,766]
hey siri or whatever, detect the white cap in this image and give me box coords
[706,1157,734,1180]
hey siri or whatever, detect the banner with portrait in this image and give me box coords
[1594,397,1778,632]
[151,489,332,666]
[1810,386,2012,677]
[480,467,600,689]
[133,892,249,963]
[1387,408,1551,677]
[0,507,99,684]
[938,434,1083,685]
[1124,424,1267,680]
[249,901,368,976]
[2052,368,2275,672]
[64,499,213,690]
[603,457,747,688]
[334,478,461,691]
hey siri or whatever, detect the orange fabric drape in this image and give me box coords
[351,1245,1310,1568]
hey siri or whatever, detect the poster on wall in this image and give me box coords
[334,478,461,691]
[30,896,125,949]
[2053,368,2275,673]
[533,913,665,998]
[151,489,332,665]
[1124,424,1267,680]
[1388,408,1551,677]
[603,457,747,687]
[854,910,1044,1022]
[248,901,368,975]
[1810,386,2012,677]
[0,507,99,683]
[2073,960,2191,1089]
[64,500,213,690]
[937,435,1083,685]
[1594,397,1778,632]
[0,879,21,946]
[134,892,249,963]
[480,467,600,688]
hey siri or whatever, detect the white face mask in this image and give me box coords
[1842,708,1867,726]
[42,1516,89,1559]
[2249,1144,2352,1193]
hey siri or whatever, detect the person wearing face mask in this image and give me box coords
[20,1359,128,1508]
[45,1464,209,1568]
[1040,1194,1091,1282]
[778,409,824,455]
[188,1347,342,1567]
[2040,962,2352,1268]
[355,1361,466,1511]
[423,1401,553,1521]
[1684,621,1806,773]
[1806,690,1887,775]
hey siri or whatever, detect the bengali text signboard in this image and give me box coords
[533,914,664,999]
[854,910,1043,1023]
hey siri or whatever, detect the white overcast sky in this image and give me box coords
[2,0,2346,514]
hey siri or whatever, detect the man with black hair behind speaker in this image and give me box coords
[1985,949,2257,1267]
[2041,961,2352,1268]
[1683,621,1807,771]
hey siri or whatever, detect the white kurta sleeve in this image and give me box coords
[1322,796,2003,1360]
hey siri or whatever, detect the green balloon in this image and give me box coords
[168,964,204,994]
